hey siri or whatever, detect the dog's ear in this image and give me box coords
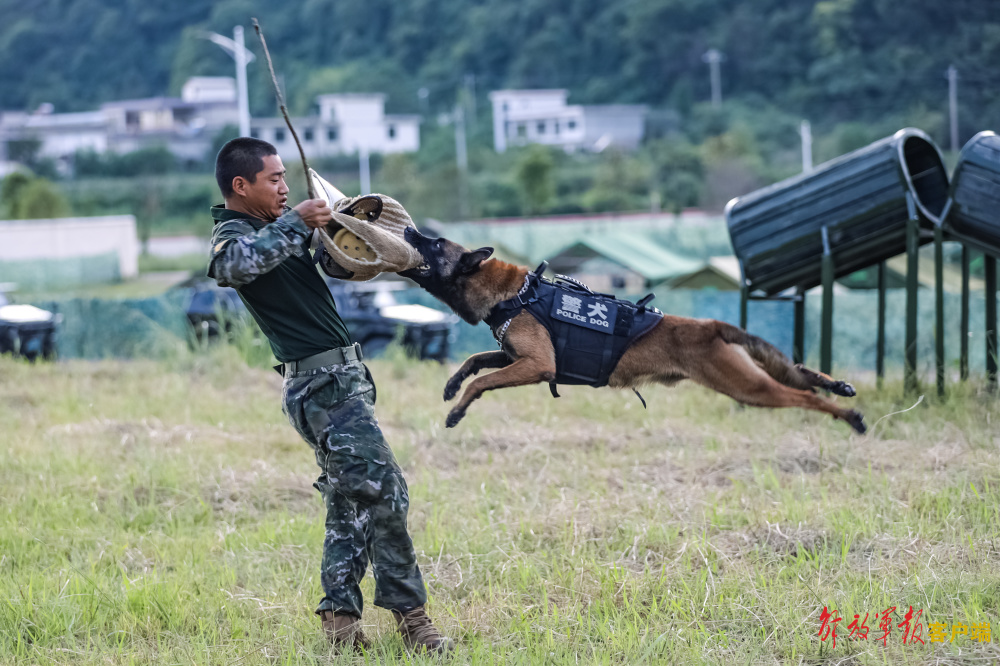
[457,247,494,275]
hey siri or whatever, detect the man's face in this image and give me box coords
[235,154,289,221]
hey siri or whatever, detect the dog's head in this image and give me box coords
[400,227,494,320]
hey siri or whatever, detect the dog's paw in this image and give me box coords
[845,409,866,434]
[830,381,856,398]
[443,377,463,401]
[445,408,465,428]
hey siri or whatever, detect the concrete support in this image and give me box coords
[820,226,834,375]
[904,194,920,395]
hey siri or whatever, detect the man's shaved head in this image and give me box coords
[215,137,278,198]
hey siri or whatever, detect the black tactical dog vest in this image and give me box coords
[483,264,663,389]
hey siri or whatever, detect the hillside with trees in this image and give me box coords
[1,0,997,223]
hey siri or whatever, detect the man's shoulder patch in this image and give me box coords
[211,218,255,242]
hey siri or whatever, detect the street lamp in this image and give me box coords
[201,26,256,137]
[701,49,725,108]
[439,105,468,218]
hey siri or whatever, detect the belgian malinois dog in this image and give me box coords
[400,228,865,434]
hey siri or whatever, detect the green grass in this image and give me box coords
[1,350,999,664]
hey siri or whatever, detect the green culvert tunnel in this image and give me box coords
[726,127,949,297]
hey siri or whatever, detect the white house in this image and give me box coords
[250,93,420,160]
[0,78,241,167]
[489,89,646,153]
[0,79,418,171]
[2,109,111,160]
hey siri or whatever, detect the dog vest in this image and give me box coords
[483,263,663,392]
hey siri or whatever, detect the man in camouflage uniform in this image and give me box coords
[208,137,451,653]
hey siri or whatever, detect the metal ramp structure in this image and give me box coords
[726,128,999,393]
[941,131,1000,387]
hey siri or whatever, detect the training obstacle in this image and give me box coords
[728,127,1000,393]
[726,128,949,391]
[943,131,1000,388]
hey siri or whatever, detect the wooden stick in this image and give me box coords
[251,17,316,199]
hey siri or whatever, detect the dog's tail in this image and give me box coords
[717,324,814,391]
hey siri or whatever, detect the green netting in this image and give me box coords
[403,287,997,378]
[33,294,190,360]
[23,287,999,381]
[0,253,121,291]
[644,288,993,375]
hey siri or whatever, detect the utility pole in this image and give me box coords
[359,146,371,194]
[202,27,256,137]
[947,65,959,152]
[463,74,477,123]
[234,26,251,138]
[800,120,813,173]
[702,49,724,108]
[454,104,468,219]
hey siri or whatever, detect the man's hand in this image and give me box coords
[294,199,333,229]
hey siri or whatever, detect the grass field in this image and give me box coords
[1,349,998,664]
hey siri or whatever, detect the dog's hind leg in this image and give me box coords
[794,365,856,397]
[446,357,555,428]
[444,350,512,401]
[719,324,858,398]
[690,340,866,434]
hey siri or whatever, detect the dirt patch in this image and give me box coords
[771,450,839,475]
[713,523,833,560]
[205,460,316,516]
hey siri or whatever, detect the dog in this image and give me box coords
[399,228,865,434]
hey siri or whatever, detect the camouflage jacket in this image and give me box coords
[208,206,310,287]
[206,204,352,361]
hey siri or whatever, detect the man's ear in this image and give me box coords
[231,176,248,197]
[458,247,494,275]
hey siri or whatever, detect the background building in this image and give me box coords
[0,80,420,172]
[489,89,647,153]
[250,93,420,162]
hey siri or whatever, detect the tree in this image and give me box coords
[16,178,71,219]
[647,138,704,214]
[582,149,650,213]
[514,145,555,215]
[1,171,33,217]
[1,172,70,219]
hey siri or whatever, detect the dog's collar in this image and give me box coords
[495,318,513,346]
[516,274,531,298]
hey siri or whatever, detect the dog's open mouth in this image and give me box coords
[400,263,429,279]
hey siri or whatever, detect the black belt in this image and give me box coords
[275,342,363,377]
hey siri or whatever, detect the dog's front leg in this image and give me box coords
[446,357,555,428]
[444,351,512,401]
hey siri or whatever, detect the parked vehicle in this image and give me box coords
[171,277,245,342]
[0,287,60,361]
[169,277,454,362]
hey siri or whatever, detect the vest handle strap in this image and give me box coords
[635,293,656,314]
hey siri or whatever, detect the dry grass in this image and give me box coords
[1,349,998,664]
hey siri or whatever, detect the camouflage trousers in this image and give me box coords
[282,358,427,618]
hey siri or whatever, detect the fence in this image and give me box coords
[23,287,996,385]
[0,253,122,291]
